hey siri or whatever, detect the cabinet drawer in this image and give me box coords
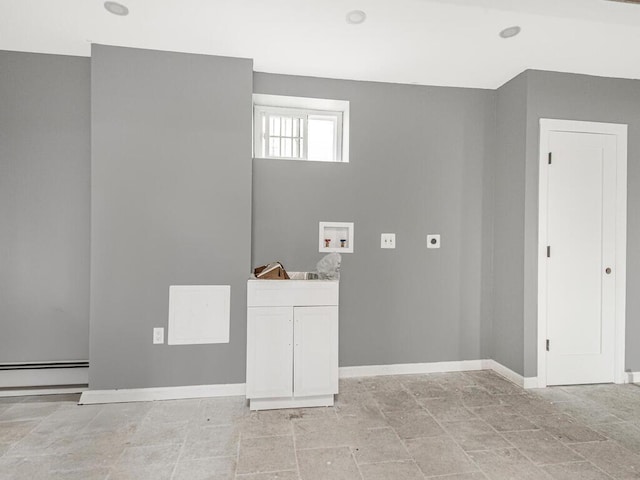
[248,280,338,307]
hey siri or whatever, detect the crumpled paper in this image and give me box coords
[316,253,341,280]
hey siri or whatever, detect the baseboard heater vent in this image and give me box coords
[0,361,89,390]
[0,361,89,371]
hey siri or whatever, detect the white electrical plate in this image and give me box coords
[427,234,441,249]
[168,285,230,345]
[153,327,164,344]
[381,233,396,249]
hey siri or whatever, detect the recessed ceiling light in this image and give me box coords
[499,26,521,39]
[104,1,129,16]
[346,10,367,25]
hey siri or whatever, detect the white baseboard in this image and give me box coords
[338,359,537,389]
[628,372,640,384]
[0,367,88,389]
[79,383,247,405]
[482,360,538,389]
[78,359,542,405]
[338,360,486,378]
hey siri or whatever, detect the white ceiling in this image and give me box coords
[2,0,640,89]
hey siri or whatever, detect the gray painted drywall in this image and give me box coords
[491,72,528,376]
[8,45,638,387]
[252,73,496,367]
[90,45,252,389]
[522,70,640,375]
[0,51,90,363]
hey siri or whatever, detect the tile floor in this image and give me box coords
[1,370,640,479]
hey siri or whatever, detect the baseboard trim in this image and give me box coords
[0,367,89,389]
[78,383,247,405]
[628,372,640,384]
[482,360,538,389]
[338,359,538,389]
[78,359,542,405]
[338,360,486,378]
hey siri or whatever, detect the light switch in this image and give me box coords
[427,234,441,249]
[381,233,396,249]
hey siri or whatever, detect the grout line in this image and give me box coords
[542,452,616,480]
[295,443,357,452]
[348,458,416,467]
[235,471,298,478]
[233,427,242,478]
[413,372,579,479]
[168,436,186,480]
[170,399,207,479]
[349,445,365,480]
[393,374,490,478]
[3,373,639,480]
[562,439,631,479]
[290,417,303,480]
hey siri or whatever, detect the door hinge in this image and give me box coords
[548,152,552,165]
[546,339,550,351]
[547,246,551,258]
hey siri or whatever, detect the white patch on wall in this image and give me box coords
[168,285,230,345]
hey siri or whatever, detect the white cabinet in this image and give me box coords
[246,307,293,399]
[246,278,339,410]
[294,306,338,397]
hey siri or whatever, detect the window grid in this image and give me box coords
[254,105,343,162]
[266,115,305,159]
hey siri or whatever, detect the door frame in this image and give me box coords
[537,118,627,388]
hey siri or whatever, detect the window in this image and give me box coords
[253,94,349,163]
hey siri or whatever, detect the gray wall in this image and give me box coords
[0,51,90,363]
[252,73,496,367]
[6,47,640,386]
[90,45,253,389]
[522,70,640,374]
[491,72,528,375]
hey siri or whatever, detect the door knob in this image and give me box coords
[605,267,612,275]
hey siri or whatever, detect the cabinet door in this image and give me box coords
[293,306,339,397]
[246,307,293,399]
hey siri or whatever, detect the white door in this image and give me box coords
[246,307,293,398]
[544,130,617,386]
[293,306,339,397]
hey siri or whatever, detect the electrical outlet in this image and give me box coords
[153,327,164,344]
[381,233,396,249]
[427,234,441,249]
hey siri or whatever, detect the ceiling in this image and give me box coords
[2,0,640,89]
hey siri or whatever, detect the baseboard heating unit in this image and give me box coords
[0,361,89,396]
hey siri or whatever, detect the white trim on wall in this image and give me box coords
[79,383,247,405]
[628,372,640,384]
[537,119,628,388]
[338,360,485,378]
[483,359,538,389]
[77,359,539,404]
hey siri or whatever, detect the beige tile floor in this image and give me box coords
[1,370,640,479]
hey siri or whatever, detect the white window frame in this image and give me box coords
[253,94,350,163]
